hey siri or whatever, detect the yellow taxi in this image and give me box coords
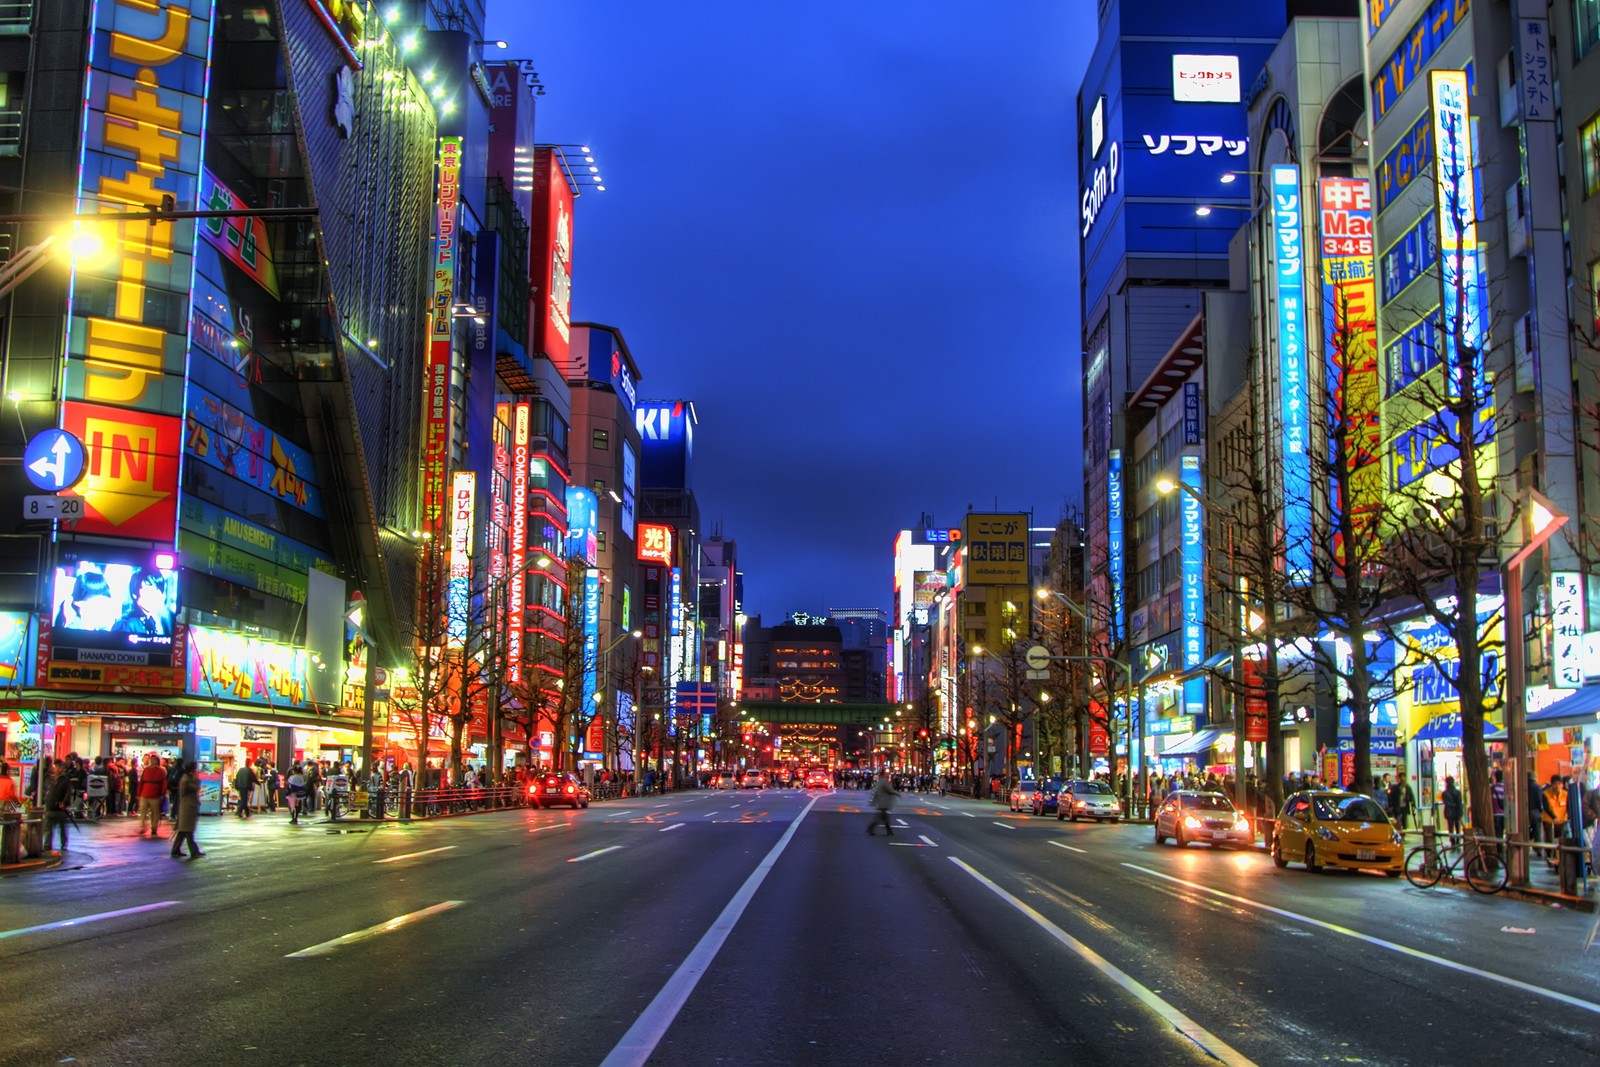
[1273,790,1402,877]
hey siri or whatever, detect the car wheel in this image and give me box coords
[1069,812,1078,823]
[1304,843,1322,873]
[1384,868,1401,878]
[1272,841,1288,868]
[1175,825,1186,848]
[1154,825,1165,845]
[1056,809,1065,821]
[580,800,589,809]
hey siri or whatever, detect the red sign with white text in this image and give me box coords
[530,147,574,366]
[637,523,674,565]
[61,400,182,540]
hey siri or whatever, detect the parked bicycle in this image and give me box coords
[1404,834,1507,894]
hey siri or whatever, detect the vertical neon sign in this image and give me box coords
[447,471,475,647]
[1180,455,1205,716]
[1107,449,1124,644]
[421,137,462,544]
[1429,70,1485,399]
[506,402,530,682]
[1272,164,1311,583]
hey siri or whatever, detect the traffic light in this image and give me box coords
[743,733,752,743]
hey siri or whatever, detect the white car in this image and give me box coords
[1153,790,1252,847]
[1058,779,1122,822]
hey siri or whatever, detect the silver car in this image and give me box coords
[1057,779,1122,822]
[1153,790,1252,847]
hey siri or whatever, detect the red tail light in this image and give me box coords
[564,785,575,794]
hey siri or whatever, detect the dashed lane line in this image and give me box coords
[1049,841,1087,854]
[569,846,625,864]
[952,858,1256,1066]
[284,901,464,958]
[659,823,685,832]
[993,822,1016,830]
[0,901,181,942]
[1121,863,1600,1018]
[373,845,457,864]
[918,834,938,847]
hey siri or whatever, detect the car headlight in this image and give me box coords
[1183,815,1202,829]
[1076,800,1087,808]
[1233,817,1250,833]
[1110,802,1121,812]
[1316,826,1337,842]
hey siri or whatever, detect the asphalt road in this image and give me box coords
[3,789,1598,1066]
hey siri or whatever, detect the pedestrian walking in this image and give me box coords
[1490,770,1506,840]
[1440,776,1464,837]
[233,761,257,819]
[169,762,203,859]
[43,759,73,851]
[0,760,16,807]
[866,770,900,836]
[1388,777,1415,830]
[136,754,166,837]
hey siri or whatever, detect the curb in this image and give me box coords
[0,851,66,876]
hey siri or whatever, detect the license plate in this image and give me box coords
[1211,831,1229,840]
[1357,849,1377,861]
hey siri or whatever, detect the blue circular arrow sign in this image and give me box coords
[23,429,86,492]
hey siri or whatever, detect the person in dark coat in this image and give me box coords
[1440,775,1464,836]
[170,762,203,859]
[43,760,73,851]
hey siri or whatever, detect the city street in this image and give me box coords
[4,790,1598,1066]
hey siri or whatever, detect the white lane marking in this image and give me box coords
[659,823,685,833]
[569,846,624,864]
[528,825,560,833]
[1121,863,1600,1017]
[373,845,457,864]
[952,859,1256,1065]
[889,842,928,847]
[0,901,181,941]
[893,819,910,827]
[961,812,976,818]
[1049,840,1088,854]
[601,794,823,1067]
[993,821,1016,830]
[284,901,464,958]
[605,810,634,819]
[918,835,939,847]
[654,803,670,808]
[701,811,718,819]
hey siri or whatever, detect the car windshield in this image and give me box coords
[1072,781,1112,794]
[1182,794,1234,811]
[1017,782,1038,792]
[1312,795,1389,823]
[1040,779,1065,794]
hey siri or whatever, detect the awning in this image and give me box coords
[1162,728,1223,757]
[1527,685,1600,729]
[1413,712,1506,742]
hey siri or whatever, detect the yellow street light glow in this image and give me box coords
[1155,477,1176,494]
[402,33,418,52]
[441,100,456,114]
[66,230,105,261]
[6,391,21,403]
[422,68,435,83]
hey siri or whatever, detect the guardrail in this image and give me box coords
[1401,827,1595,896]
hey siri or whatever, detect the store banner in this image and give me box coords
[186,625,314,711]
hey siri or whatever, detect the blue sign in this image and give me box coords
[1379,213,1438,305]
[635,400,695,490]
[1107,450,1124,644]
[1180,455,1205,716]
[24,430,86,491]
[565,486,598,566]
[1272,164,1311,583]
[669,566,682,637]
[1370,0,1471,120]
[1182,382,1201,445]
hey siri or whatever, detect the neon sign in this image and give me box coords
[637,523,673,565]
[507,402,530,682]
[1272,164,1311,582]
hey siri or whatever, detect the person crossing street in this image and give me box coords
[866,769,900,836]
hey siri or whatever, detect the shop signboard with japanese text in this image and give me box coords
[506,402,531,682]
[1318,177,1381,550]
[1180,456,1205,715]
[186,625,314,712]
[961,513,1028,586]
[1429,70,1487,398]
[447,471,475,648]
[422,137,463,544]
[1107,451,1124,642]
[1273,165,1311,582]
[531,147,574,365]
[1551,572,1584,690]
[60,0,217,543]
[638,523,674,566]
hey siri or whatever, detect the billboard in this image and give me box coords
[187,625,314,711]
[1272,165,1311,583]
[1551,572,1585,690]
[582,570,601,720]
[962,513,1028,586]
[1318,178,1381,551]
[59,0,216,544]
[1429,70,1486,399]
[422,136,462,547]
[507,402,531,683]
[566,486,599,566]
[47,551,179,669]
[638,523,673,565]
[1171,54,1241,102]
[531,146,575,365]
[490,403,510,580]
[620,442,637,541]
[636,400,695,489]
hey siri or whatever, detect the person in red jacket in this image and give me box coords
[136,753,167,838]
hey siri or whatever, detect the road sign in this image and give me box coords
[23,494,85,521]
[1025,644,1050,671]
[22,429,86,491]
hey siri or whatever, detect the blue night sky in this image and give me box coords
[489,2,1097,619]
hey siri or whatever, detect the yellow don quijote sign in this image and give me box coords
[60,0,217,542]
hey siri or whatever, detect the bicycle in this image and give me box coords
[326,788,348,821]
[1404,835,1507,894]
